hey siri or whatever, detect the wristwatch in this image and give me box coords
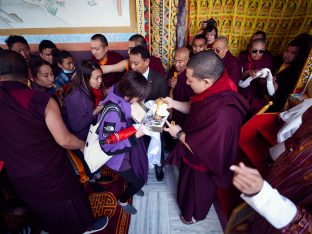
[176,130,185,140]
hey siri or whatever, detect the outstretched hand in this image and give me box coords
[163,97,174,109]
[230,162,264,196]
[163,120,182,138]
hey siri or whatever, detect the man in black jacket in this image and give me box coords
[129,46,168,101]
[129,46,168,180]
[269,39,309,112]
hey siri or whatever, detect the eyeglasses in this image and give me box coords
[211,47,225,54]
[173,58,189,63]
[251,49,265,54]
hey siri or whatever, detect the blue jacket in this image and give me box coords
[54,71,73,89]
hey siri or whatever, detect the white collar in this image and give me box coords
[143,67,150,79]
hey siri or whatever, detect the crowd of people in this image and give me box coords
[0,22,311,233]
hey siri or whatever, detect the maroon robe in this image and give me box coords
[223,50,240,85]
[250,106,312,233]
[167,66,194,127]
[94,51,124,88]
[166,75,248,222]
[239,50,273,74]
[0,81,93,233]
[150,55,166,76]
[238,51,273,114]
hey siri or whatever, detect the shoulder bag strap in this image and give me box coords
[95,102,122,134]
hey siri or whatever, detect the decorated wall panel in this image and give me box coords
[186,0,312,56]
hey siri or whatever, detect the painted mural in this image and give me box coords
[0,0,130,28]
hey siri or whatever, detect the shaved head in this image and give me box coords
[173,47,190,72]
[214,36,228,47]
[0,50,28,81]
[250,38,266,48]
[175,47,190,58]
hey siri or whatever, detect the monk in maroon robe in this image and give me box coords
[128,34,166,76]
[238,38,273,114]
[149,56,166,76]
[0,50,108,233]
[239,39,273,77]
[269,39,309,112]
[223,51,240,85]
[90,34,124,88]
[212,36,240,85]
[167,47,194,127]
[98,34,166,79]
[164,50,248,224]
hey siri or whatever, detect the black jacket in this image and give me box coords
[145,68,168,101]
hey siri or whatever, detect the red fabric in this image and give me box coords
[0,161,3,172]
[239,113,281,176]
[149,56,166,76]
[247,54,254,71]
[91,87,103,108]
[182,157,209,172]
[190,69,237,103]
[10,89,33,111]
[206,43,213,49]
[105,126,137,144]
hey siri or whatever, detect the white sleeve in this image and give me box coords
[241,181,297,229]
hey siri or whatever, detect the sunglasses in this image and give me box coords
[251,49,265,54]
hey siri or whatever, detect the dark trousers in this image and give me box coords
[118,168,145,203]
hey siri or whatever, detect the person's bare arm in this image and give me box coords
[163,97,191,114]
[45,98,85,150]
[100,59,128,74]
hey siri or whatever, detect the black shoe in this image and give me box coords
[135,189,145,197]
[117,200,137,215]
[154,164,164,181]
[83,216,109,234]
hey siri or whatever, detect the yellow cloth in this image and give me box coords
[276,63,290,75]
[98,56,108,66]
